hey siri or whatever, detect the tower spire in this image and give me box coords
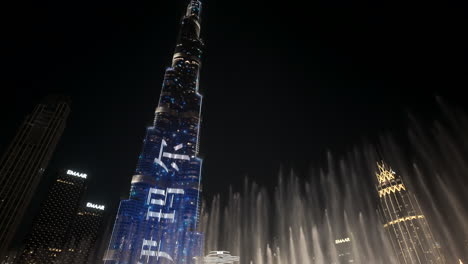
[172,0,204,71]
[186,0,202,21]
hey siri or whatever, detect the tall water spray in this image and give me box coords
[201,99,468,264]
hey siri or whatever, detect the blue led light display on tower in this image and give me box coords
[104,1,204,263]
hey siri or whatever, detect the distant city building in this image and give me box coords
[375,162,446,264]
[334,236,354,263]
[16,169,87,263]
[0,249,19,264]
[103,1,206,263]
[93,213,116,264]
[463,239,468,264]
[60,202,106,264]
[0,95,70,256]
[465,238,468,254]
[204,251,240,264]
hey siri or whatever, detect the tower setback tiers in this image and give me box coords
[104,1,205,264]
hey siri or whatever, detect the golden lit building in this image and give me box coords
[376,162,445,264]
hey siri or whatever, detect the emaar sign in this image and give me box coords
[335,237,351,244]
[67,170,87,179]
[86,202,105,210]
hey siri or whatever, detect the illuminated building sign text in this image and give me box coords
[335,237,351,244]
[86,202,105,210]
[67,170,87,179]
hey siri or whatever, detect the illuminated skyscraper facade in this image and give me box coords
[61,202,106,264]
[16,169,88,263]
[104,1,205,263]
[376,163,445,264]
[0,95,70,257]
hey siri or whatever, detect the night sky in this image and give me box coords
[1,0,467,211]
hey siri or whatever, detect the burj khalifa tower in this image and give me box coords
[104,1,205,263]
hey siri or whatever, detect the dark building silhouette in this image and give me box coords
[463,239,468,263]
[334,236,354,264]
[16,169,88,263]
[60,202,106,264]
[376,162,445,264]
[0,249,19,264]
[93,212,116,264]
[0,95,70,257]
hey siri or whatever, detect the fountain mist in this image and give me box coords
[201,99,468,264]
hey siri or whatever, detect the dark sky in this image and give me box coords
[1,0,467,209]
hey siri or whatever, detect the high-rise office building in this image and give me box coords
[0,95,70,257]
[0,249,19,264]
[376,162,445,264]
[104,1,205,263]
[463,239,468,263]
[16,169,88,263]
[61,202,106,264]
[334,236,354,263]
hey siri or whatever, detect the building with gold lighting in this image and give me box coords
[375,162,445,264]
